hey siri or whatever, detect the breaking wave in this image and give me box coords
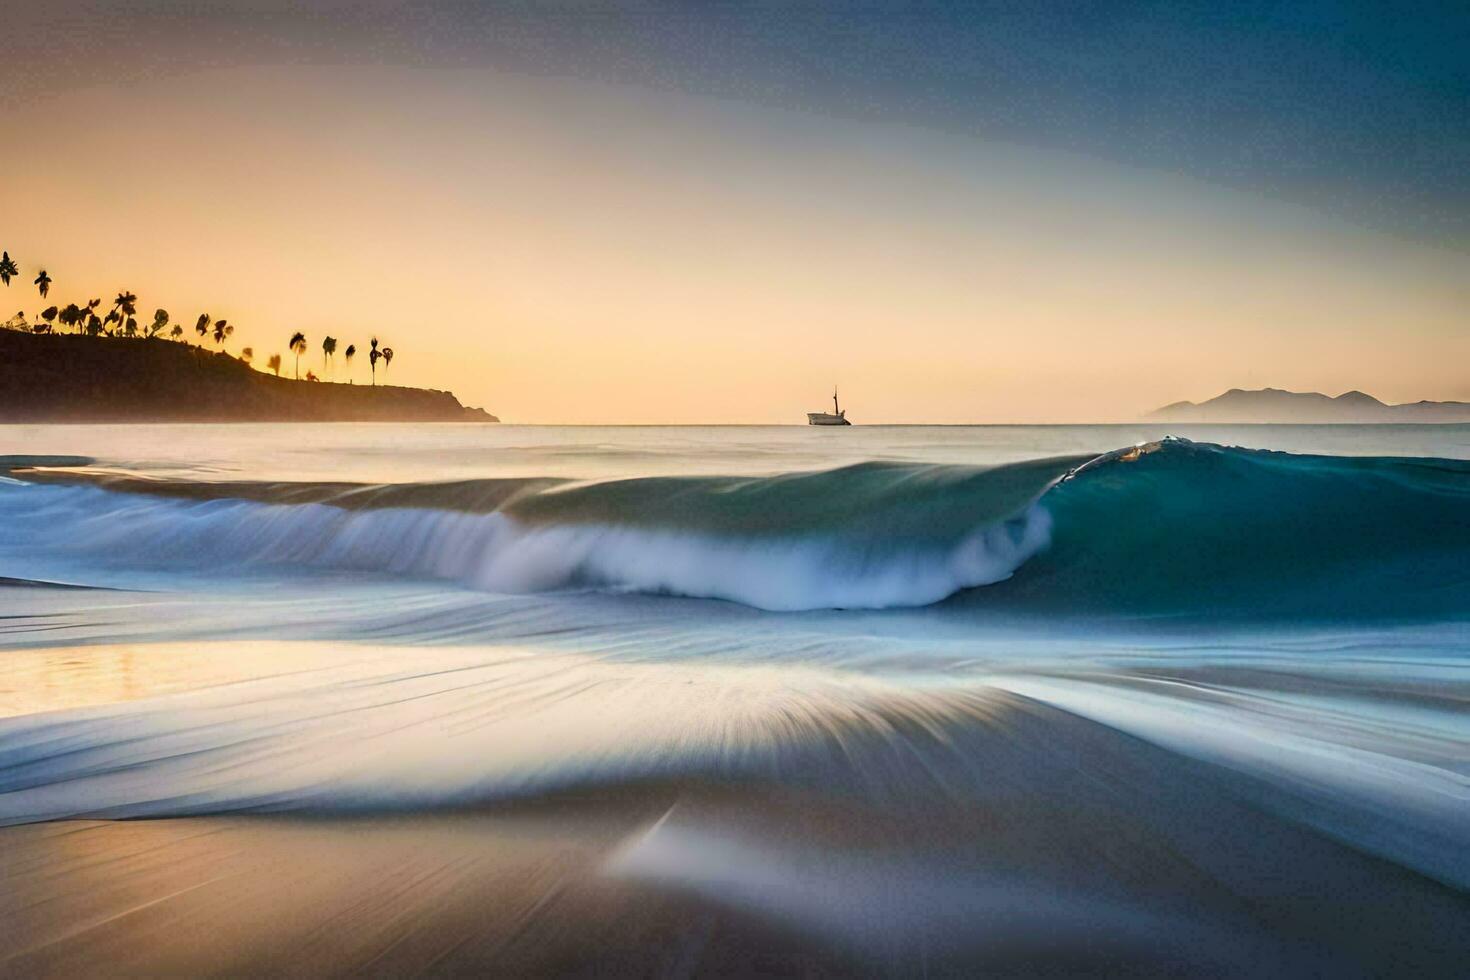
[3,438,1469,616]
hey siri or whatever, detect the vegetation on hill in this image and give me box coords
[1,248,412,389]
[0,248,495,422]
[0,330,495,422]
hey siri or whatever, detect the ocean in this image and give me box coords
[2,423,1468,974]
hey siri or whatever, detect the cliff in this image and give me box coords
[0,330,497,423]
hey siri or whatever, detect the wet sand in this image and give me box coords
[3,639,1469,976]
[2,805,755,978]
[6,780,1470,976]
[0,641,374,719]
[5,717,1470,972]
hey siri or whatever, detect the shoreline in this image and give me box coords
[2,634,1469,975]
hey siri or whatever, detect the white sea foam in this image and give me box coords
[0,483,1050,611]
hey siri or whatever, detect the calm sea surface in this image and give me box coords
[3,421,1470,481]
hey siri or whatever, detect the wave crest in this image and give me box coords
[8,438,1470,617]
[0,460,1065,610]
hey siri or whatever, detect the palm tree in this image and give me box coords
[34,270,52,299]
[369,337,380,385]
[289,331,307,379]
[212,318,233,346]
[72,300,98,336]
[195,313,211,342]
[111,291,137,333]
[322,336,337,377]
[344,344,356,383]
[381,347,394,379]
[148,309,169,338]
[0,252,17,287]
[267,353,282,376]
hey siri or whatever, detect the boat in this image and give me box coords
[807,387,852,426]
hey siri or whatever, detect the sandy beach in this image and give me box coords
[4,636,1469,977]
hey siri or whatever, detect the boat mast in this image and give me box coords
[833,386,840,415]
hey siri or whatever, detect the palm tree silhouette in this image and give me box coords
[0,260,448,402]
[289,331,308,379]
[322,336,337,377]
[111,291,137,333]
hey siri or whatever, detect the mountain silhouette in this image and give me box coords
[1150,388,1470,423]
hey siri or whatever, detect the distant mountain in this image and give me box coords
[1149,388,1470,424]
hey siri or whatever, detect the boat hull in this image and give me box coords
[807,413,851,426]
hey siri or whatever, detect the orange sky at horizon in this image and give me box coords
[2,65,1466,423]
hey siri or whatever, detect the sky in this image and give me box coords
[1,1,1467,423]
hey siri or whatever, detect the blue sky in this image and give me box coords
[13,2,1469,247]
